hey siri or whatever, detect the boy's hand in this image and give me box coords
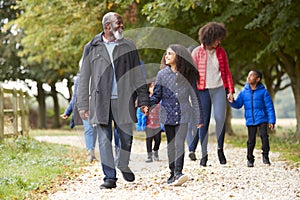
[268,123,275,130]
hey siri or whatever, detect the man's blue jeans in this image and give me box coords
[96,99,133,181]
[83,119,97,151]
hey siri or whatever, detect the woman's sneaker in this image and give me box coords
[171,173,188,186]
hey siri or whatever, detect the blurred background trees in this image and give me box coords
[0,0,299,140]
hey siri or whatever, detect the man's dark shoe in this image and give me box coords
[263,156,271,165]
[218,148,227,165]
[167,173,175,184]
[118,167,135,182]
[100,180,117,189]
[247,160,254,167]
[188,152,197,161]
[200,155,208,167]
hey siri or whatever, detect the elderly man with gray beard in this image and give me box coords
[77,12,149,189]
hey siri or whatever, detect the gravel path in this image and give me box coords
[35,135,300,200]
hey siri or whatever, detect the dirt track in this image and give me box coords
[34,133,300,200]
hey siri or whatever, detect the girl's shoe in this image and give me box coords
[167,173,175,184]
[172,173,189,186]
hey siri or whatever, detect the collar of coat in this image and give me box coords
[90,32,126,46]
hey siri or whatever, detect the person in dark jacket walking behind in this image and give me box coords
[229,70,276,167]
[76,12,149,189]
[150,44,203,186]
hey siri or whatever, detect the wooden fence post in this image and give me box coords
[0,86,30,139]
[13,88,18,136]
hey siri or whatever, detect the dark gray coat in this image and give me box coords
[76,33,149,125]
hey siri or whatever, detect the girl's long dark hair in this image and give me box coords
[168,44,199,85]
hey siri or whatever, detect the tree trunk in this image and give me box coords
[277,50,300,142]
[50,83,61,128]
[36,81,47,129]
[291,84,300,142]
[226,104,234,135]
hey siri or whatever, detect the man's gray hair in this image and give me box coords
[102,12,117,30]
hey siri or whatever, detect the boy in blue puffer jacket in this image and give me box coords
[229,70,276,167]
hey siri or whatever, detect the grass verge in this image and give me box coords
[0,135,86,200]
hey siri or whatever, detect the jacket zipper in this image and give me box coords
[251,90,255,124]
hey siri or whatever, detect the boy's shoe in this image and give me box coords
[217,148,227,165]
[167,173,175,184]
[200,155,208,167]
[263,156,271,165]
[247,160,254,167]
[100,179,117,189]
[172,173,189,186]
[188,152,197,161]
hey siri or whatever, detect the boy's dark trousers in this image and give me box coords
[247,123,270,162]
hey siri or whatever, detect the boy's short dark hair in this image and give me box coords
[253,70,263,81]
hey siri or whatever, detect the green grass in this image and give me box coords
[0,135,86,200]
[226,125,300,167]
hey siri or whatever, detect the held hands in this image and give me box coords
[79,110,89,120]
[227,93,234,103]
[140,106,149,116]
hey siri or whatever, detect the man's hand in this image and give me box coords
[79,110,89,120]
[140,106,149,116]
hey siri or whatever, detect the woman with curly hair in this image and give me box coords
[150,44,203,186]
[191,22,235,167]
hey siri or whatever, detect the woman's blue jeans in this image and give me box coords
[197,87,226,157]
[186,122,199,152]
